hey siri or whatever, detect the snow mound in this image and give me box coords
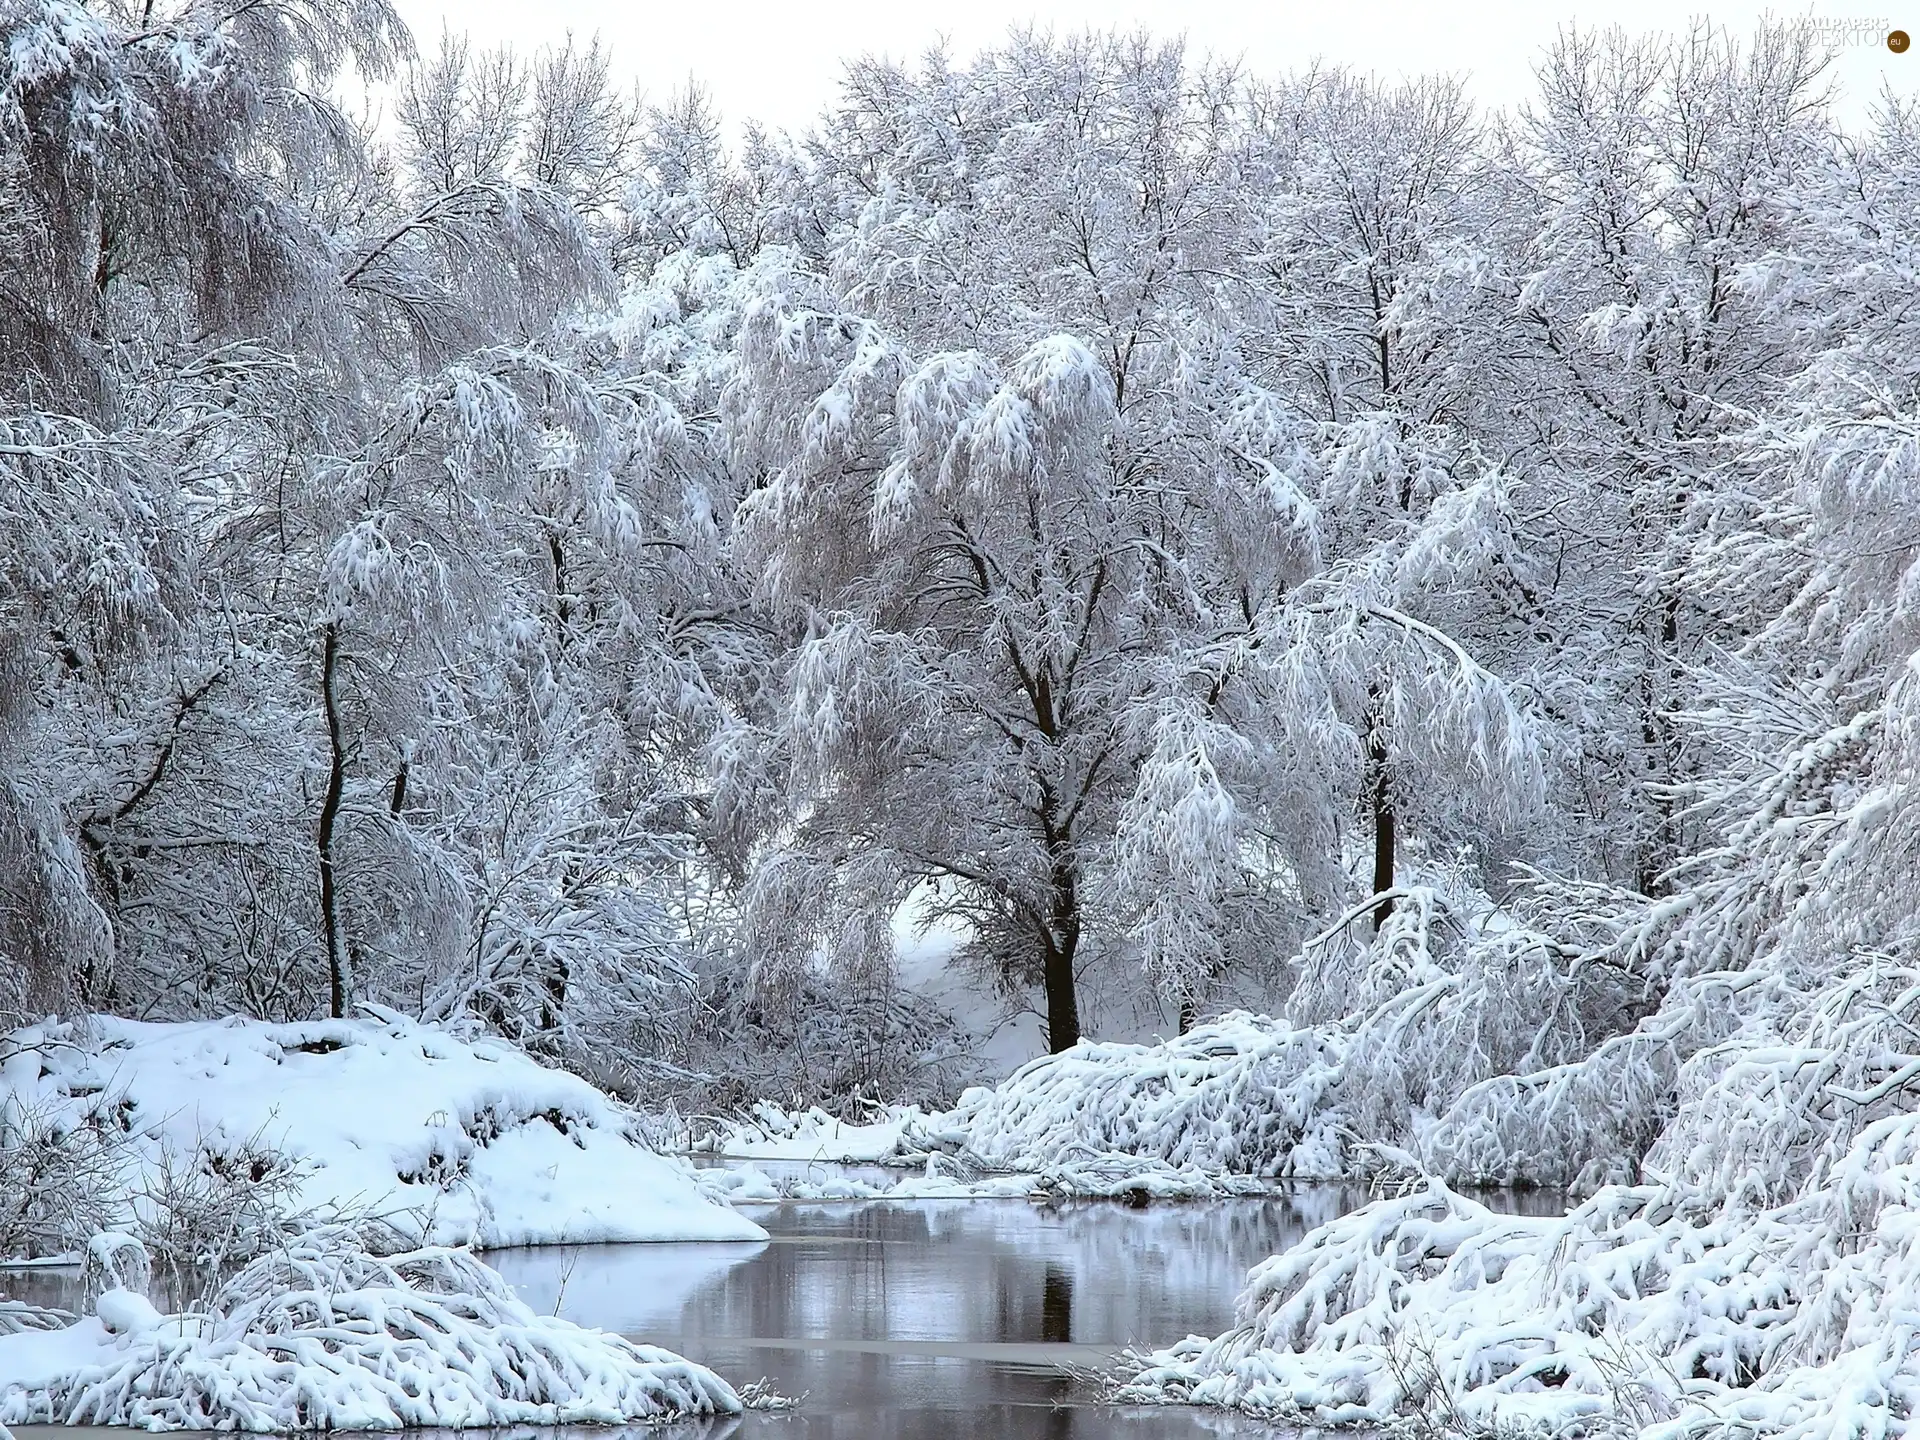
[0,1228,740,1430]
[0,1012,765,1250]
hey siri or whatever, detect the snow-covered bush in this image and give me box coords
[901,872,1647,1189]
[0,1227,741,1430]
[928,1015,1351,1179]
[1118,1110,1920,1440]
[0,1091,129,1262]
[133,1129,328,1288]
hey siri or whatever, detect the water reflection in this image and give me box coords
[1040,1264,1072,1344]
[491,1191,1347,1351]
[485,1190,1372,1436]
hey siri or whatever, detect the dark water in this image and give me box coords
[487,1191,1353,1437]
[5,1183,1564,1437]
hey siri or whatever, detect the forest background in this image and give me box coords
[3,1,1915,1143]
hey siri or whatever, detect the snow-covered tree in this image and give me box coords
[0,8,745,1059]
[702,37,1547,1049]
[1481,21,1834,895]
[0,0,404,1018]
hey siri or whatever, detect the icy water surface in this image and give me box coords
[6,1183,1564,1437]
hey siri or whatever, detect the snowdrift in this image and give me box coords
[0,1012,765,1252]
[0,1228,740,1430]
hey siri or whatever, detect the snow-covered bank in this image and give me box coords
[695,1012,1354,1181]
[917,1015,1354,1180]
[694,1101,912,1164]
[691,1008,1449,1198]
[0,1228,739,1430]
[1114,1139,1920,1439]
[0,1013,764,1253]
[692,1083,1306,1200]
[695,1156,1274,1204]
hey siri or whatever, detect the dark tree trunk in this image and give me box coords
[1038,799,1083,1053]
[317,621,351,1020]
[1041,924,1080,1054]
[540,959,569,1032]
[1039,865,1082,1053]
[388,753,409,816]
[1366,690,1395,931]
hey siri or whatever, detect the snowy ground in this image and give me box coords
[0,1011,765,1254]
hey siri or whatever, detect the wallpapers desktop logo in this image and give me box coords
[1809,15,1909,47]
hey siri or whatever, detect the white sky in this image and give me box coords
[392,0,1918,137]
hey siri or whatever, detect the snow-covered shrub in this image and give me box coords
[0,1090,130,1262]
[1114,932,1920,1433]
[908,874,1648,1188]
[0,1053,366,1277]
[1117,1104,1920,1440]
[930,1014,1350,1179]
[1301,882,1647,1178]
[1416,1028,1680,1194]
[133,1128,329,1289]
[0,1226,741,1430]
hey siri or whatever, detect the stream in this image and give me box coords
[494,1190,1310,1436]
[6,1180,1563,1437]
[485,1179,1560,1436]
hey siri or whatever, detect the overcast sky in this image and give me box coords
[389,0,1918,137]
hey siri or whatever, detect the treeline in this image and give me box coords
[3,2,1914,1111]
